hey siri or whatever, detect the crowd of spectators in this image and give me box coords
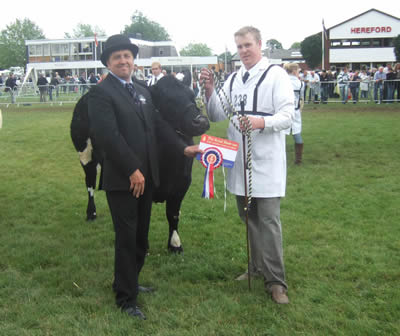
[298,63,400,104]
[2,63,399,104]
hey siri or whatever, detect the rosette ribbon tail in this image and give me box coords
[202,163,215,199]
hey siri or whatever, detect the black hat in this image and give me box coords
[100,34,139,66]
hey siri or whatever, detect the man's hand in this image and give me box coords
[239,116,265,131]
[200,68,215,100]
[129,169,145,198]
[183,145,204,158]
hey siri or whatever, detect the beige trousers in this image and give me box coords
[236,196,287,290]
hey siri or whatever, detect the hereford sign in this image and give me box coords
[350,26,392,34]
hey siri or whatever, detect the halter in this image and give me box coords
[200,73,254,206]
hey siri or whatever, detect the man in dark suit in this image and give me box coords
[88,34,201,320]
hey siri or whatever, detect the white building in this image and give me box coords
[24,36,217,82]
[325,8,400,70]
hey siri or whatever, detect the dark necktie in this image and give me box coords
[125,82,136,99]
[243,71,250,83]
[154,77,158,85]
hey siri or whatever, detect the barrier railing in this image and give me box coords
[0,83,97,106]
[303,79,400,104]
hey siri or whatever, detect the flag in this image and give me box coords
[94,33,98,47]
[322,20,328,41]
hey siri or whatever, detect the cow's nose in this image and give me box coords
[192,115,210,131]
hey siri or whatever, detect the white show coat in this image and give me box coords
[147,73,164,86]
[206,58,294,198]
[284,74,303,135]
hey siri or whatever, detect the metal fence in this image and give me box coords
[0,80,400,106]
[0,83,97,106]
[302,79,400,104]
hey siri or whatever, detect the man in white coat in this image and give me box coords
[200,26,294,304]
[147,62,164,86]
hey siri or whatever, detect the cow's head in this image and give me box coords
[150,75,210,136]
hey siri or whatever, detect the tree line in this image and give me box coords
[1,11,399,70]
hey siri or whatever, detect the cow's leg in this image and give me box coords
[81,160,98,221]
[166,195,184,253]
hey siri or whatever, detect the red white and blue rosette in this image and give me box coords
[200,147,223,199]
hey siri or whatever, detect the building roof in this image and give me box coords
[264,49,303,60]
[328,8,400,31]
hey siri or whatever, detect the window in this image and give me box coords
[342,41,351,46]
[351,41,360,46]
[43,44,50,56]
[80,42,92,53]
[383,38,393,47]
[51,44,69,56]
[29,45,42,56]
[361,40,370,47]
[372,40,381,47]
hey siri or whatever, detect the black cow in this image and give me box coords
[70,75,209,253]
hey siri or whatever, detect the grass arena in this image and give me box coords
[0,103,399,335]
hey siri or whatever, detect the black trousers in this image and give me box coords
[106,180,154,309]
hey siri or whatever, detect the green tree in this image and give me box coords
[64,23,106,38]
[218,50,232,64]
[266,39,283,50]
[290,42,301,49]
[0,18,45,69]
[180,43,212,56]
[300,33,322,69]
[122,11,170,41]
[394,34,400,61]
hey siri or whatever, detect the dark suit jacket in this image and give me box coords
[88,74,186,191]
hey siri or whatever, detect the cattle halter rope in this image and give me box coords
[201,73,253,207]
[201,73,253,290]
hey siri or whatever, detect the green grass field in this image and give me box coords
[0,103,399,335]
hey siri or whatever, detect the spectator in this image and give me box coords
[337,67,350,104]
[284,63,304,164]
[133,64,145,81]
[319,70,329,104]
[5,72,17,104]
[359,69,370,100]
[37,73,48,102]
[49,73,59,101]
[394,63,400,102]
[308,70,320,103]
[327,70,335,98]
[385,66,396,103]
[373,67,386,104]
[349,70,361,104]
[299,70,309,101]
[79,72,88,95]
[89,72,98,84]
[147,62,164,86]
[192,70,200,98]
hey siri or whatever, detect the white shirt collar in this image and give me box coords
[109,71,133,85]
[240,57,270,79]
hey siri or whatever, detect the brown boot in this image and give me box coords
[270,285,289,304]
[294,143,303,165]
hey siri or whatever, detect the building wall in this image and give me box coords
[330,10,400,39]
[330,47,395,63]
[328,9,400,67]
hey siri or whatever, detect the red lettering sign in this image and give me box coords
[350,26,392,34]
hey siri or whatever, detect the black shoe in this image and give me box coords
[138,285,155,293]
[122,306,146,320]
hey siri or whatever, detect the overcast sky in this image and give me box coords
[2,1,399,54]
